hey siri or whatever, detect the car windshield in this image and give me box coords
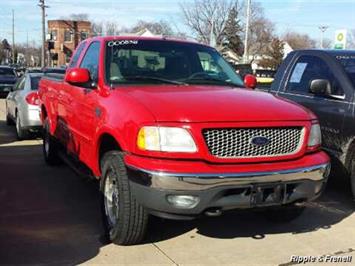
[30,76,43,90]
[105,39,244,87]
[0,68,16,77]
[334,54,355,87]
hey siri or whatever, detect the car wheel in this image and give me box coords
[16,114,29,140]
[6,110,14,126]
[43,118,61,165]
[100,151,148,245]
[262,204,305,223]
[349,151,355,200]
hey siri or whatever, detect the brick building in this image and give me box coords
[47,20,91,66]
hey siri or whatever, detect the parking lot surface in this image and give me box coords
[0,99,354,265]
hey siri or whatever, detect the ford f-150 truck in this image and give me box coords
[38,37,330,245]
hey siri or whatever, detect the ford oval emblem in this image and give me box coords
[251,136,270,146]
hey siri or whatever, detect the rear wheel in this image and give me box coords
[16,114,29,140]
[43,118,61,165]
[100,151,148,245]
[263,204,305,223]
[6,111,13,126]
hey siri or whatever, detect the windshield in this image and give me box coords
[334,54,355,87]
[105,40,244,87]
[0,68,16,77]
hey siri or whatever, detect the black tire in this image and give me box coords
[100,151,148,245]
[43,118,61,165]
[263,204,305,223]
[5,103,13,125]
[348,150,355,200]
[16,114,29,140]
[6,112,13,126]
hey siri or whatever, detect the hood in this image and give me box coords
[0,75,17,84]
[124,85,312,123]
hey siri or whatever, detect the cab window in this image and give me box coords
[80,42,100,82]
[286,55,344,97]
[69,41,86,68]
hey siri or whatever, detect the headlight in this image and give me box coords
[137,126,197,152]
[308,123,321,147]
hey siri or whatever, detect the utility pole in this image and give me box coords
[38,0,48,67]
[318,25,329,49]
[12,9,15,64]
[243,0,251,63]
[26,31,29,67]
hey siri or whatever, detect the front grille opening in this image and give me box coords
[203,127,304,159]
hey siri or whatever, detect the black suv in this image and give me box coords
[269,50,355,198]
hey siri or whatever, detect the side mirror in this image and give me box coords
[244,74,257,89]
[64,68,91,86]
[309,79,331,95]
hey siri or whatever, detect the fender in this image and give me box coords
[91,125,130,176]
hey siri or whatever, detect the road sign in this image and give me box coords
[334,29,347,49]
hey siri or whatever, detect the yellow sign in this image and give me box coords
[334,30,347,49]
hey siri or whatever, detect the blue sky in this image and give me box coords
[0,0,354,46]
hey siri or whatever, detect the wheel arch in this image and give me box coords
[94,130,128,177]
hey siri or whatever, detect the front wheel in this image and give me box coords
[100,151,148,245]
[349,151,355,199]
[262,204,305,223]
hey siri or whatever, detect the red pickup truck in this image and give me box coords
[38,36,330,245]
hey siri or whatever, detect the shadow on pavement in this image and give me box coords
[0,144,107,265]
[0,120,17,145]
[0,142,354,264]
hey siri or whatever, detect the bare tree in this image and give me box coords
[282,31,316,50]
[237,1,275,57]
[322,38,332,49]
[258,38,284,70]
[180,0,235,45]
[105,21,120,36]
[91,22,104,37]
[130,20,174,36]
[60,13,90,21]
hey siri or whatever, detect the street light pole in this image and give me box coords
[12,9,15,64]
[243,0,251,63]
[318,25,328,49]
[38,0,48,67]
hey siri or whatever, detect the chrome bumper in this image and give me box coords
[127,163,330,191]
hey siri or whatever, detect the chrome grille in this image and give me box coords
[203,127,304,158]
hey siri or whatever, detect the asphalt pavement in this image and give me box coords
[0,99,354,265]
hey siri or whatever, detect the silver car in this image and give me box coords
[5,73,43,139]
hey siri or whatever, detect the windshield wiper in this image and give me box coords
[124,76,187,85]
[185,77,242,87]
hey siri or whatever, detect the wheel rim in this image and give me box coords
[44,131,50,156]
[104,170,119,228]
[16,116,20,134]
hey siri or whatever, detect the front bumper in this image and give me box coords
[126,153,330,220]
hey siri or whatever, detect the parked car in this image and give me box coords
[0,66,18,98]
[255,69,276,90]
[269,49,355,198]
[6,73,43,139]
[38,37,330,245]
[42,67,66,75]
